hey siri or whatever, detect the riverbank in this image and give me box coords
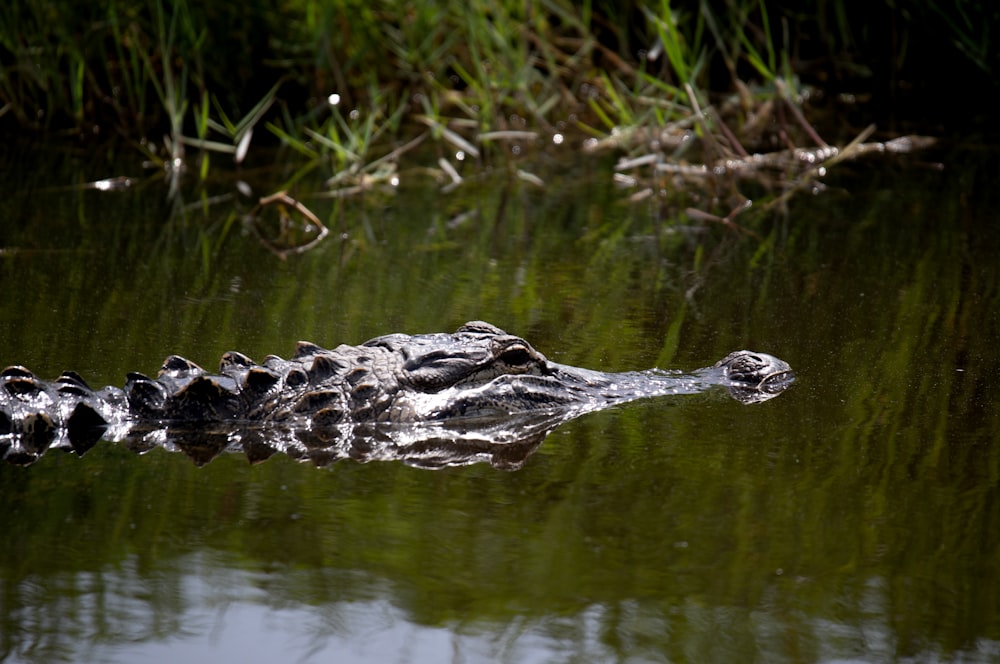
[0,1,987,230]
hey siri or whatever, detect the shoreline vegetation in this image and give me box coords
[1,1,990,245]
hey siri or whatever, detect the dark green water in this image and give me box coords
[1,141,998,663]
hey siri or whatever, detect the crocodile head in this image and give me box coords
[363,321,556,420]
[384,321,794,420]
[393,320,554,392]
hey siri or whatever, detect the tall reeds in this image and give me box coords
[0,0,948,228]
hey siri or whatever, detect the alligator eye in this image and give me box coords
[499,346,533,366]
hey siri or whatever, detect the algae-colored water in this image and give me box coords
[1,142,998,662]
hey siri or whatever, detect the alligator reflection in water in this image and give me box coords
[0,321,794,468]
[101,412,578,470]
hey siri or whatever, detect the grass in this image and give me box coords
[0,0,974,232]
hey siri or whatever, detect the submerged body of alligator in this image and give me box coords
[1,321,793,468]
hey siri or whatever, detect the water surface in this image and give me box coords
[1,141,998,662]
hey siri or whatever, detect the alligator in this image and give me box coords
[0,321,794,468]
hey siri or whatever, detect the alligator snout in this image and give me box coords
[713,350,794,404]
